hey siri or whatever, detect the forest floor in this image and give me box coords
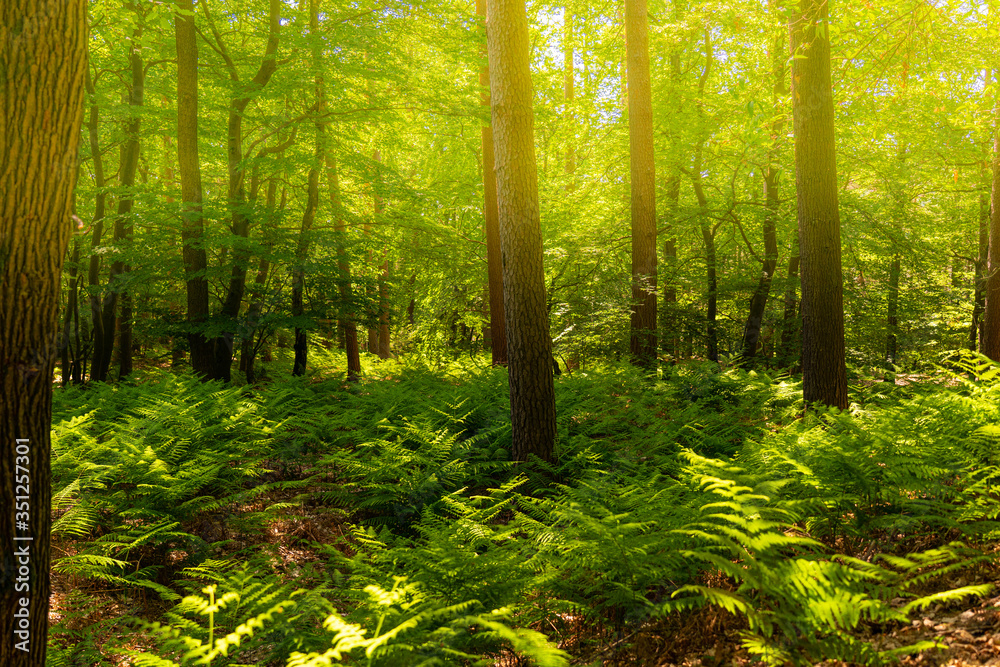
[43,349,1000,666]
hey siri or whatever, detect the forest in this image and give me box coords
[5,0,1000,664]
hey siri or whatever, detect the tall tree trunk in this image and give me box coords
[690,30,717,363]
[370,151,392,359]
[790,0,848,408]
[486,0,557,463]
[625,0,657,367]
[983,62,1000,361]
[176,0,213,379]
[84,66,110,383]
[778,237,801,367]
[328,160,362,380]
[0,3,86,665]
[972,111,990,351]
[243,180,278,383]
[61,234,82,386]
[293,163,319,376]
[661,47,681,361]
[477,0,508,366]
[201,0,282,382]
[94,11,144,381]
[741,14,785,364]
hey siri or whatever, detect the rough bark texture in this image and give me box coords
[0,2,86,665]
[790,0,848,408]
[176,0,213,379]
[486,0,557,463]
[741,17,785,364]
[624,0,657,367]
[477,0,508,366]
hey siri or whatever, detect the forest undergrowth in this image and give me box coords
[46,349,1000,666]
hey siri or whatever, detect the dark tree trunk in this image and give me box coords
[478,0,508,367]
[61,237,82,386]
[0,3,86,665]
[202,0,282,382]
[176,0,214,379]
[778,237,801,367]
[486,0,557,463]
[625,0,658,367]
[741,14,785,364]
[292,164,318,376]
[242,181,277,384]
[972,148,990,351]
[790,0,848,408]
[94,11,144,381]
[328,161,362,380]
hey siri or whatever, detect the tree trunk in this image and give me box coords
[741,14,785,364]
[790,0,848,408]
[371,151,392,359]
[661,48,681,361]
[243,180,278,383]
[202,0,282,382]
[293,162,318,376]
[328,160,362,380]
[778,237,801,367]
[478,0,508,367]
[94,11,144,381]
[176,0,213,379]
[624,0,657,367]
[972,124,990,351]
[0,3,86,665]
[486,0,556,463]
[61,236,82,386]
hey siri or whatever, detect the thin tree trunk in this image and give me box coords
[625,0,657,367]
[95,10,144,381]
[201,0,282,381]
[293,163,318,376]
[243,180,278,383]
[661,47,681,361]
[478,0,508,366]
[328,160,362,380]
[85,65,109,383]
[973,123,990,351]
[0,3,86,665]
[741,13,785,364]
[61,235,81,386]
[791,0,848,408]
[486,0,556,463]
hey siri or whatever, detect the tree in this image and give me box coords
[486,0,557,463]
[624,0,657,367]
[0,2,86,665]
[478,0,508,367]
[175,0,213,379]
[740,8,786,364]
[790,0,848,408]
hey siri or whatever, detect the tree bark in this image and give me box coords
[983,65,1000,361]
[790,0,848,408]
[486,0,557,463]
[176,0,213,379]
[478,0,508,367]
[740,14,785,364]
[0,3,86,665]
[328,160,362,380]
[242,180,278,383]
[624,0,657,367]
[84,67,110,382]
